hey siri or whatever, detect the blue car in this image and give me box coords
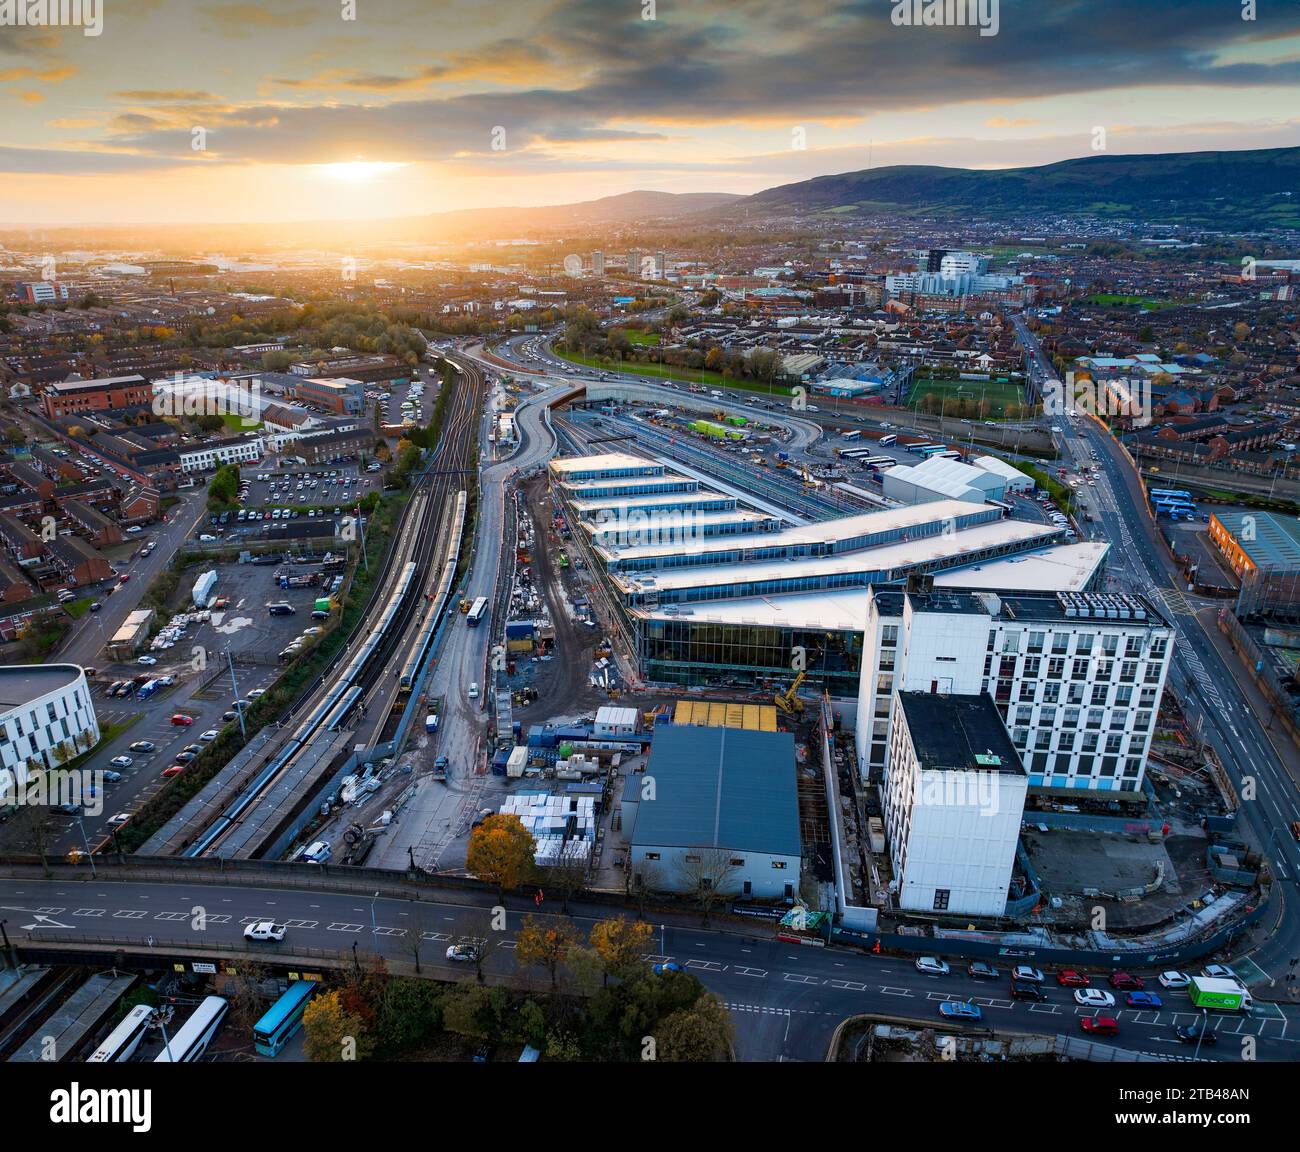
[938,1001,982,1022]
[652,962,684,975]
[1126,991,1163,1008]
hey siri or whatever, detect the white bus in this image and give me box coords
[88,1004,154,1063]
[878,433,897,447]
[154,996,228,1063]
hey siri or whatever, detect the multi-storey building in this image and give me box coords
[0,664,99,796]
[856,587,1173,795]
[40,374,153,419]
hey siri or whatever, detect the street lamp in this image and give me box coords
[370,891,379,935]
[75,815,97,878]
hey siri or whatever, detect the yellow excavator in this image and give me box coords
[775,671,807,715]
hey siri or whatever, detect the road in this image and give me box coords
[3,873,1296,1062]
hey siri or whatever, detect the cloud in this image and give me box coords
[114,90,219,102]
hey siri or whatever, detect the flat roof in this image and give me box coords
[601,499,993,563]
[633,726,800,856]
[562,476,694,496]
[614,520,1059,595]
[583,509,775,538]
[631,542,1102,630]
[0,664,84,709]
[549,452,655,476]
[570,492,739,516]
[1212,510,1300,570]
[896,692,1025,777]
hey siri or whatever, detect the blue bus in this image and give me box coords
[253,981,316,1057]
[1149,488,1193,502]
[918,445,950,458]
[907,441,938,455]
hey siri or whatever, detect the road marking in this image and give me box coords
[72,908,106,917]
[685,959,724,971]
[879,986,913,997]
[113,909,148,919]
[733,966,767,978]
[326,922,363,932]
[828,979,867,991]
[783,973,821,985]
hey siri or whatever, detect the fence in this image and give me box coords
[1217,610,1300,751]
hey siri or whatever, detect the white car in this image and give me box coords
[1202,964,1238,982]
[136,655,157,666]
[914,956,950,976]
[446,943,481,963]
[243,920,287,942]
[1074,988,1116,1008]
[198,533,216,542]
[200,729,219,741]
[1158,970,1191,989]
[468,682,479,699]
[1012,965,1045,984]
[109,755,133,768]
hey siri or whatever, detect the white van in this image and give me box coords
[468,682,479,699]
[301,840,331,864]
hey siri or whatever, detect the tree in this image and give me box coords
[207,462,240,509]
[262,350,293,372]
[679,847,739,926]
[547,839,591,913]
[654,992,733,1062]
[590,918,654,985]
[301,989,375,1062]
[514,914,578,992]
[465,814,535,900]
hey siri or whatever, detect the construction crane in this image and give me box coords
[775,671,807,715]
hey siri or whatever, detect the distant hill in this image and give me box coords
[739,147,1300,229]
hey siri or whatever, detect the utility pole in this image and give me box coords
[226,649,246,739]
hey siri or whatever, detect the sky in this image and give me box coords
[0,0,1299,225]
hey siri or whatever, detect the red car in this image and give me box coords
[118,573,129,584]
[170,714,193,726]
[1108,972,1144,990]
[1080,1016,1119,1036]
[1056,969,1090,987]
[161,765,185,778]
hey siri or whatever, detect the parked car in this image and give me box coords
[136,655,157,666]
[915,956,950,976]
[1158,970,1191,989]
[937,1001,982,1022]
[1080,1016,1119,1036]
[102,770,123,784]
[652,961,684,975]
[446,943,481,963]
[174,751,196,763]
[200,729,220,741]
[106,812,131,828]
[108,755,133,768]
[161,765,185,778]
[1075,989,1116,1009]
[1056,969,1090,987]
[170,714,194,726]
[967,961,1000,980]
[244,921,287,942]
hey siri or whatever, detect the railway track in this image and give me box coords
[172,354,484,859]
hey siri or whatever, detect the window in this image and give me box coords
[1048,658,1065,678]
[1102,634,1119,655]
[730,858,745,866]
[933,889,950,911]
[1028,631,1045,654]
[644,852,661,861]
[1002,632,1020,655]
[1024,656,1041,678]
[771,861,787,870]
[881,624,898,647]
[1052,635,1070,655]
[684,855,700,863]
[1077,633,1095,655]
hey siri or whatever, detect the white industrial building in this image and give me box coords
[972,455,1033,494]
[0,664,99,797]
[882,455,1008,505]
[626,725,800,900]
[885,691,1028,917]
[856,588,1172,796]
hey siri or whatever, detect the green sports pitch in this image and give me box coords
[905,377,1027,419]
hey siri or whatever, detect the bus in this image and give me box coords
[154,995,228,1062]
[253,980,316,1057]
[1149,488,1193,502]
[837,446,873,459]
[841,430,862,442]
[466,596,489,628]
[907,441,939,456]
[878,434,897,447]
[862,455,898,470]
[936,450,963,460]
[88,1004,154,1063]
[918,445,950,458]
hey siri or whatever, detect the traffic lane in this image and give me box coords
[11,878,1291,1060]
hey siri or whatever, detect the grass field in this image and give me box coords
[553,346,793,396]
[625,330,661,346]
[905,376,1027,419]
[1082,294,1183,310]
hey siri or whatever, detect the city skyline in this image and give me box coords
[0,0,1298,225]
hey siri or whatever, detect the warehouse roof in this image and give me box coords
[0,664,84,709]
[971,455,1032,484]
[884,455,1003,500]
[632,725,800,856]
[548,452,656,476]
[1212,510,1300,571]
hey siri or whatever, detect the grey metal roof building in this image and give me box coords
[633,725,800,857]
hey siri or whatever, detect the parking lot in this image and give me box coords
[195,462,381,543]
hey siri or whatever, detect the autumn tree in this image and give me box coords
[466,814,535,900]
[589,918,654,985]
[654,991,734,1062]
[514,914,577,992]
[679,847,739,926]
[302,989,375,1062]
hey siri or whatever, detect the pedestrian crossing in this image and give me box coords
[1178,638,1224,713]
